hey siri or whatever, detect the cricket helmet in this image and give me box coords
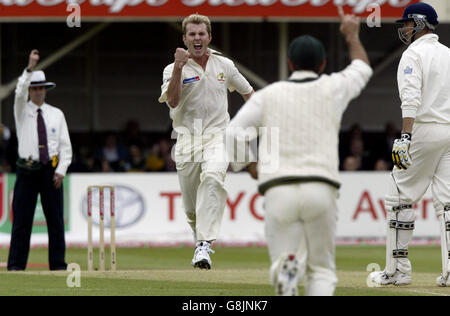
[397,2,438,45]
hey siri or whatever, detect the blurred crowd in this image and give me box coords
[0,120,399,173]
[69,120,176,173]
[339,121,398,172]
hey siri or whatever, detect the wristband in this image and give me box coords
[401,133,412,141]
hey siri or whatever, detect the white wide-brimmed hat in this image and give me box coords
[29,70,56,90]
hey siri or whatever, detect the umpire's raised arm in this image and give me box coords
[14,50,39,122]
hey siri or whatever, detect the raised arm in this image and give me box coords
[15,50,39,120]
[166,48,190,108]
[26,49,39,73]
[338,7,370,66]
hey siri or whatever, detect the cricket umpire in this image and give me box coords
[7,50,72,271]
[229,8,372,295]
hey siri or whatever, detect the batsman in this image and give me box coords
[370,3,450,287]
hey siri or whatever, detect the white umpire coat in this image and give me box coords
[14,70,72,176]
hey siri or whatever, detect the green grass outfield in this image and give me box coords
[0,246,449,296]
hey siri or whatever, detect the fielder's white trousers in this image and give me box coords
[175,133,228,242]
[385,123,450,275]
[264,182,339,296]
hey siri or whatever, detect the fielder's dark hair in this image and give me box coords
[288,35,326,73]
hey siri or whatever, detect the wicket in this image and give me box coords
[87,185,116,272]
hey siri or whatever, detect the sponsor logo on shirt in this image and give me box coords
[183,76,200,84]
[217,72,226,82]
[404,66,413,75]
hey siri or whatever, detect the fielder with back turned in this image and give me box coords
[228,8,372,295]
[370,2,450,287]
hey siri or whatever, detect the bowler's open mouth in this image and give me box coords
[194,43,202,51]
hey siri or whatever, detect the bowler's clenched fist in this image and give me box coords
[174,48,190,67]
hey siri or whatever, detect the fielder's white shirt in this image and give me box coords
[398,34,450,123]
[158,49,253,135]
[14,70,73,176]
[229,59,373,186]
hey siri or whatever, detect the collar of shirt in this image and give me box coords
[186,48,222,69]
[28,102,48,115]
[289,70,319,81]
[208,48,219,55]
[410,33,439,48]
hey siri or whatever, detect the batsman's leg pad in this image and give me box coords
[434,200,445,218]
[385,196,415,276]
[439,205,450,278]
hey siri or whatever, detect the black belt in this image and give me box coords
[16,158,46,172]
[258,176,341,195]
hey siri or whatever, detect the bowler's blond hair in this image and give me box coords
[182,14,212,37]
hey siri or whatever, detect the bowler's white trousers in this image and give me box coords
[264,182,339,296]
[175,133,228,242]
[385,123,450,275]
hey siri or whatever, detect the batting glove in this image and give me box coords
[392,133,412,170]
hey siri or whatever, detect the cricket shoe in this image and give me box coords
[271,254,300,296]
[369,270,411,286]
[191,241,215,270]
[436,274,450,287]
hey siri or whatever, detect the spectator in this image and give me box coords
[69,147,100,173]
[101,159,112,172]
[374,159,390,171]
[348,123,363,141]
[84,153,98,172]
[126,144,146,172]
[343,156,361,171]
[96,134,129,172]
[159,139,176,171]
[369,121,398,170]
[381,121,399,162]
[124,120,146,148]
[340,124,364,168]
[145,143,165,171]
[0,124,12,172]
[342,137,371,170]
[145,138,176,172]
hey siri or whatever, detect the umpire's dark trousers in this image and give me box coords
[7,163,67,271]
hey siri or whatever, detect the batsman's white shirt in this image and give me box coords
[398,34,450,122]
[14,70,72,176]
[159,49,253,136]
